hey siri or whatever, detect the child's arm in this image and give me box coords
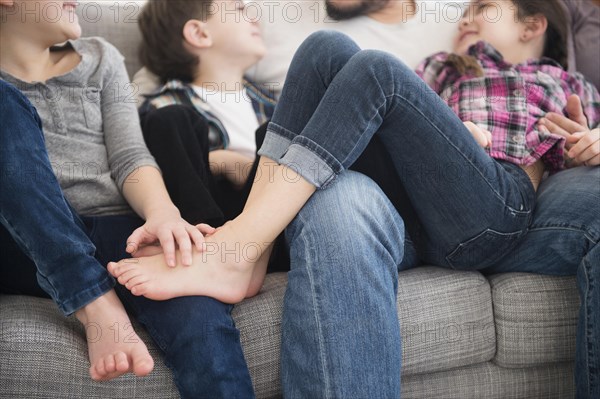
[209,150,255,189]
[99,40,205,266]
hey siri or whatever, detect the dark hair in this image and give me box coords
[447,0,569,76]
[138,0,214,84]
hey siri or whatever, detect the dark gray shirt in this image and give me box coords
[1,37,159,216]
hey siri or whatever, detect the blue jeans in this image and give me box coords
[259,31,535,271]
[0,79,255,399]
[483,165,600,399]
[267,31,598,398]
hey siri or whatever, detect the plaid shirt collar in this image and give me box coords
[149,78,276,123]
[142,78,276,151]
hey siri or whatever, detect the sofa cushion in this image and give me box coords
[489,273,579,368]
[402,361,575,399]
[77,3,143,78]
[1,268,497,398]
[397,267,496,376]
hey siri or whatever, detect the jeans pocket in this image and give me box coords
[446,228,526,270]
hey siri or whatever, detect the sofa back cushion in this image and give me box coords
[78,0,600,90]
[77,2,144,78]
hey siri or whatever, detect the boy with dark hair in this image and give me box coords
[137,0,277,228]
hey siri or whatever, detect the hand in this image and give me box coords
[538,95,599,167]
[126,208,215,267]
[463,121,492,148]
[131,224,216,258]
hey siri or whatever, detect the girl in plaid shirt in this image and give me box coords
[416,0,600,188]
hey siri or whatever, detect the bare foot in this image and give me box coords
[75,290,154,381]
[108,222,268,304]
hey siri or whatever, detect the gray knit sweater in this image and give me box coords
[1,37,159,216]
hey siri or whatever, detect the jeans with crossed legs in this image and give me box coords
[261,31,598,398]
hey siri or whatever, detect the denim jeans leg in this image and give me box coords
[86,215,255,399]
[484,166,600,398]
[0,80,113,315]
[281,171,406,398]
[258,31,361,161]
[273,47,534,268]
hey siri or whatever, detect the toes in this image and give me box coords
[117,269,142,286]
[130,285,146,297]
[114,352,130,373]
[95,357,107,378]
[107,262,120,277]
[125,275,149,291]
[104,354,116,374]
[132,345,154,377]
[89,364,101,381]
[109,262,137,278]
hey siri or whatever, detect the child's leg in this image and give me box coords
[89,215,255,398]
[263,48,536,269]
[0,80,153,381]
[108,31,362,301]
[141,105,225,226]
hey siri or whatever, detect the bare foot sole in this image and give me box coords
[108,223,263,303]
[75,290,154,381]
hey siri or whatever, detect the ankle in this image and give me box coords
[74,290,123,325]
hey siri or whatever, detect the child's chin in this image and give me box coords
[65,25,82,39]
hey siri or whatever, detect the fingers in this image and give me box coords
[172,227,193,266]
[196,223,216,235]
[483,129,492,148]
[567,129,600,166]
[131,245,163,258]
[463,121,489,148]
[538,116,572,139]
[157,229,177,267]
[584,154,600,167]
[187,225,206,252]
[125,228,143,254]
[565,95,588,128]
[126,227,156,255]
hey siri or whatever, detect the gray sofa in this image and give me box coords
[0,3,580,398]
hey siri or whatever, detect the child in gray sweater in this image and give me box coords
[0,1,253,397]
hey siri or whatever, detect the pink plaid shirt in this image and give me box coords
[415,41,600,172]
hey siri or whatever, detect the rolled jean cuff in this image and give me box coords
[257,122,296,161]
[278,135,342,189]
[58,274,115,316]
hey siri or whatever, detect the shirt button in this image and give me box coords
[511,136,524,144]
[513,89,523,97]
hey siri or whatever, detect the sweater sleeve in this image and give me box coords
[98,39,160,190]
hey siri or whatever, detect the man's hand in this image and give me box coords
[463,121,492,148]
[538,95,600,167]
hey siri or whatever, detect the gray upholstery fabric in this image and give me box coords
[0,294,179,399]
[402,362,575,399]
[397,267,495,376]
[490,274,579,368]
[2,269,579,398]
